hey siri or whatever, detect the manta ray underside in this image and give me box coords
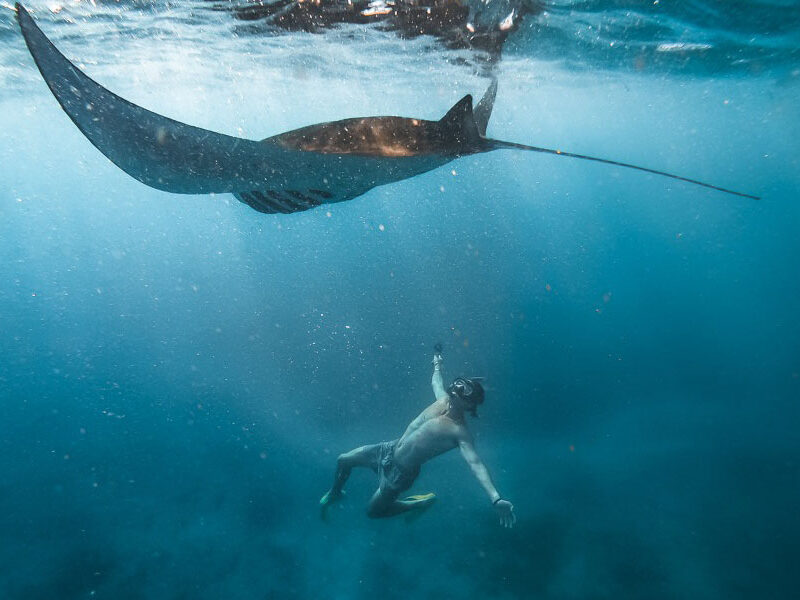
[15,3,757,215]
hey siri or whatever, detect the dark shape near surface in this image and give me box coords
[15,3,758,216]
[218,0,541,62]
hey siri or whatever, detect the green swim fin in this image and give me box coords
[319,489,344,522]
[403,493,437,523]
[404,493,436,503]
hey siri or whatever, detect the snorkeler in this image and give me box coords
[320,344,516,527]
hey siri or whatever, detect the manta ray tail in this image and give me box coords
[490,140,760,200]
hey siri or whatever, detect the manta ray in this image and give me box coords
[15,3,757,215]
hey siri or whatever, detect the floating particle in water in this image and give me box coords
[656,42,712,52]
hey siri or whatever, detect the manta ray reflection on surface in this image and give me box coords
[15,3,757,216]
[220,0,540,60]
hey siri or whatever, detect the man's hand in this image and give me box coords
[494,499,516,528]
[432,342,443,368]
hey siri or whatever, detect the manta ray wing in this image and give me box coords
[16,3,299,195]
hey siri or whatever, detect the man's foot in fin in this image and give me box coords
[320,489,344,521]
[403,492,437,523]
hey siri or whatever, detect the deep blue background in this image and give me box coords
[1,2,799,598]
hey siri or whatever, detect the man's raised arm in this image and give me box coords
[458,433,516,528]
[432,343,447,401]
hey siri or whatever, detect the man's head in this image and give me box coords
[448,377,485,417]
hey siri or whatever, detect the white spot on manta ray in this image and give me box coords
[499,10,515,31]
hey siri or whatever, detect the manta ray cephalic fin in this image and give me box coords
[474,78,498,137]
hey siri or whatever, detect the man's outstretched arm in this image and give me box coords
[459,434,516,528]
[432,344,447,401]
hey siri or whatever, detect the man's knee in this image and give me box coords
[337,453,352,469]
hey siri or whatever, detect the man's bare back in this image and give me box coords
[319,346,516,527]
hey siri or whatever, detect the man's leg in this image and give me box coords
[321,444,380,507]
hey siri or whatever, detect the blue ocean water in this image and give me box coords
[1,1,799,598]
